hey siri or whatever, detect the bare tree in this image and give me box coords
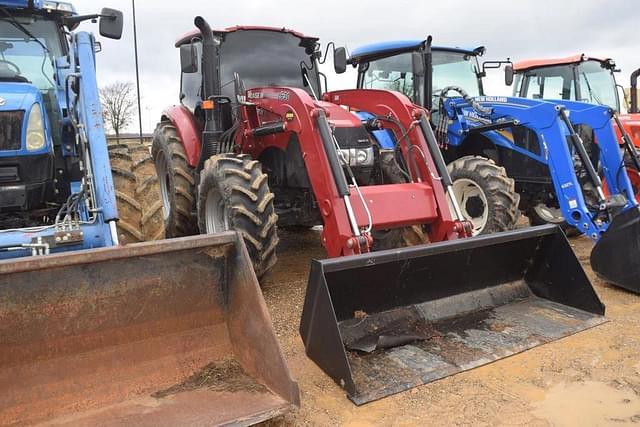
[100,81,137,141]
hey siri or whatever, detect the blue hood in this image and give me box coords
[0,82,41,112]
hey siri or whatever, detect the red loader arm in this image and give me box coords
[238,87,465,257]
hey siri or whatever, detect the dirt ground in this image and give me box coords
[260,229,640,426]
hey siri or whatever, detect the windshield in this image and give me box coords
[359,50,481,108]
[576,60,618,110]
[218,30,321,99]
[432,51,482,101]
[0,14,62,91]
[361,52,416,100]
[518,60,619,110]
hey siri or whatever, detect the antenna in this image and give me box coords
[132,0,143,143]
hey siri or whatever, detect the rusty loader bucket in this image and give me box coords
[0,232,299,426]
[300,225,605,405]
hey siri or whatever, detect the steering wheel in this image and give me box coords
[439,86,493,115]
[0,59,21,76]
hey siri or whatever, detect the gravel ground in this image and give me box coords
[260,229,640,426]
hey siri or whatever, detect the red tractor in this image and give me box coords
[152,17,474,277]
[511,54,640,200]
[151,16,605,404]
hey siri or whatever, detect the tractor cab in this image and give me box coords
[351,40,486,110]
[176,26,322,113]
[512,55,620,111]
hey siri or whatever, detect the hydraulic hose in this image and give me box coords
[440,86,492,115]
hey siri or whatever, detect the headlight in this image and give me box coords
[355,148,370,165]
[339,147,375,167]
[26,104,46,151]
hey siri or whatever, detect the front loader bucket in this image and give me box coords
[300,225,605,405]
[0,233,299,426]
[591,207,640,293]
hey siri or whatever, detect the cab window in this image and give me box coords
[180,41,202,111]
[361,53,416,100]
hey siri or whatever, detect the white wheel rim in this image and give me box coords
[533,203,565,224]
[205,187,229,233]
[155,155,170,220]
[452,178,489,235]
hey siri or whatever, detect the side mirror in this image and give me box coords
[505,64,514,86]
[180,44,198,74]
[412,51,425,77]
[334,47,347,74]
[99,8,123,40]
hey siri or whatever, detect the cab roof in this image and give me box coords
[175,25,318,48]
[513,54,613,72]
[349,40,484,64]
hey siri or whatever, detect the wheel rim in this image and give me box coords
[452,178,489,235]
[155,154,170,220]
[533,203,565,224]
[205,187,229,234]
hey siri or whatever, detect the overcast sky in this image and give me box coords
[72,0,638,133]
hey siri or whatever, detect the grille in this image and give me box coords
[0,111,24,150]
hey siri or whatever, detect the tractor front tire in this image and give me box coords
[109,141,165,244]
[197,154,279,279]
[447,155,520,236]
[152,121,198,237]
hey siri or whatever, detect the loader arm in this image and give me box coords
[323,89,467,240]
[239,87,466,256]
[556,100,639,206]
[443,95,640,292]
[444,96,637,240]
[68,32,120,228]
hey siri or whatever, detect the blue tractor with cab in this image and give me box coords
[0,0,164,257]
[344,38,640,293]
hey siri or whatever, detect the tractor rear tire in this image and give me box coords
[152,121,198,237]
[109,141,165,244]
[371,151,428,250]
[447,155,520,236]
[197,153,279,279]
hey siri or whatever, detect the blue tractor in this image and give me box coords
[345,38,640,293]
[0,0,164,257]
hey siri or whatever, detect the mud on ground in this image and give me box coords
[261,229,640,426]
